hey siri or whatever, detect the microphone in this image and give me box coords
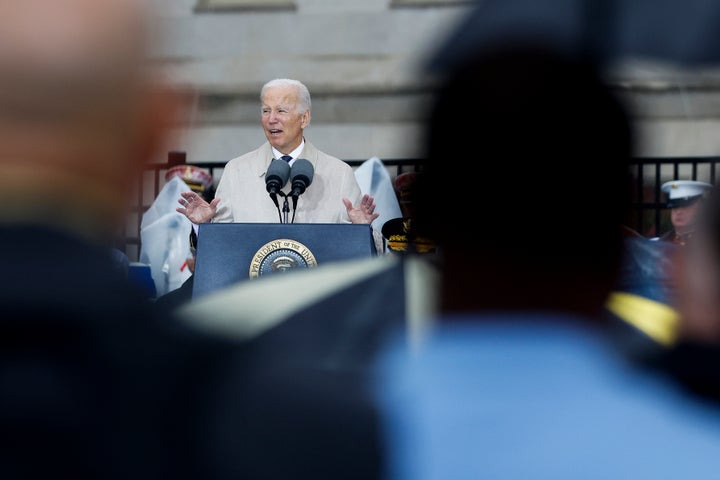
[265,159,291,209]
[290,159,314,198]
[289,159,314,222]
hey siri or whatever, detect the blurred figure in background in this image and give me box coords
[154,165,215,309]
[0,1,244,478]
[671,180,720,342]
[382,172,437,255]
[139,175,194,298]
[605,179,714,362]
[654,178,720,401]
[372,46,720,480]
[604,233,680,362]
[167,164,216,203]
[657,179,713,246]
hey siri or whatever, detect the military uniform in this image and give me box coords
[658,228,694,246]
[657,179,713,246]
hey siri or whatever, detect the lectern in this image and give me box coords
[192,222,377,298]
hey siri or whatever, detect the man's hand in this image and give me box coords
[343,193,379,225]
[177,191,220,224]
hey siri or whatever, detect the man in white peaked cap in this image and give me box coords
[659,180,713,246]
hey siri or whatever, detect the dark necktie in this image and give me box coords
[281,155,292,163]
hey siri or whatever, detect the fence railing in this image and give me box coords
[629,156,720,237]
[124,152,424,260]
[122,152,720,260]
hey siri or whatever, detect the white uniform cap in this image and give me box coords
[661,180,713,208]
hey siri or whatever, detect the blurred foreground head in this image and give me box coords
[415,46,633,316]
[672,181,720,342]
[0,0,179,242]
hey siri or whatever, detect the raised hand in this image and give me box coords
[176,191,220,224]
[343,193,380,225]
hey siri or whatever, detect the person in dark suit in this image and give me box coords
[371,45,720,480]
[0,3,386,479]
[0,1,239,478]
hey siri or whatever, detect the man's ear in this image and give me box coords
[301,109,311,129]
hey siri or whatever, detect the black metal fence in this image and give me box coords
[629,156,720,237]
[123,153,720,260]
[124,152,424,260]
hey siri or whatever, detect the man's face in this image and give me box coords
[671,201,702,231]
[261,85,309,154]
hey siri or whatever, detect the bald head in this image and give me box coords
[0,0,150,99]
[0,0,152,132]
[0,0,148,72]
[0,0,179,241]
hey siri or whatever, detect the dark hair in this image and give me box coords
[415,46,632,279]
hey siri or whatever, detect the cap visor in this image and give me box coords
[667,196,702,209]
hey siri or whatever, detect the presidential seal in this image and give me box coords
[249,238,318,279]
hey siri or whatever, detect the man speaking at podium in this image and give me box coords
[177,78,381,237]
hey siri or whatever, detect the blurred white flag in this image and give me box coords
[139,176,193,297]
[354,156,402,232]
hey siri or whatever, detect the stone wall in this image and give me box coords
[149,0,720,164]
[150,0,471,164]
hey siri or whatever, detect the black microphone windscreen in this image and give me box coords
[266,159,291,193]
[291,159,314,189]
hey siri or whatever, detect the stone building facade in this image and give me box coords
[151,0,720,165]
[151,0,472,165]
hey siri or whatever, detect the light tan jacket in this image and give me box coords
[213,140,361,224]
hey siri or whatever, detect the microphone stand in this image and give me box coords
[291,194,298,224]
[270,192,282,223]
[280,192,290,224]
